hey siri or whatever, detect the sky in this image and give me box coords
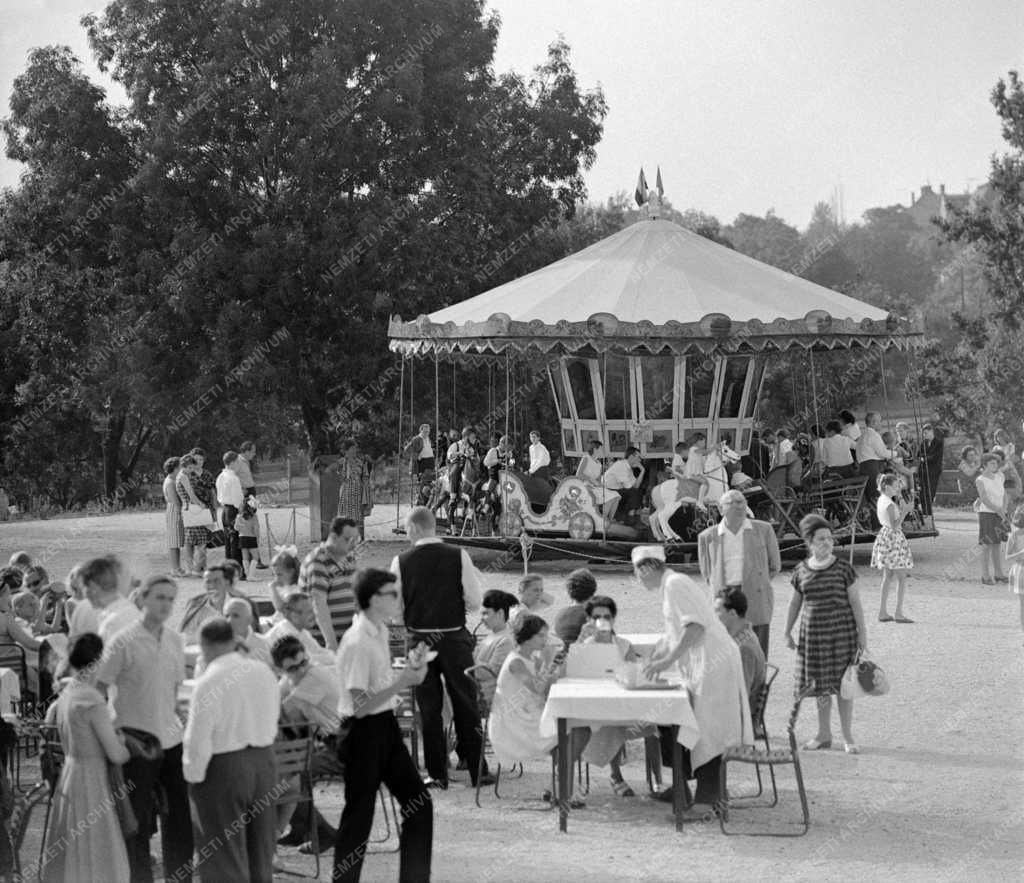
[1,0,1020,229]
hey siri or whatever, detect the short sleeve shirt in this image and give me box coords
[299,543,357,643]
[335,614,400,718]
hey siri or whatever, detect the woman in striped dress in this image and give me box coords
[176,453,210,577]
[784,513,867,754]
[163,457,187,577]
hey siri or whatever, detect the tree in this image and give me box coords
[83,0,607,456]
[722,211,801,270]
[911,70,1024,439]
[0,46,173,499]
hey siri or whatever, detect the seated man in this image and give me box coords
[602,447,646,523]
[272,636,342,854]
[264,591,335,668]
[714,590,766,715]
[195,597,272,674]
[472,590,517,705]
[179,564,259,642]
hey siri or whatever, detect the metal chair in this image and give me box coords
[729,663,780,803]
[36,723,64,874]
[272,728,319,878]
[718,683,812,836]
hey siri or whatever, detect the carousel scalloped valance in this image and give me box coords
[387,309,923,360]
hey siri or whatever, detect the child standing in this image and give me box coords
[872,473,914,623]
[975,453,1008,586]
[234,495,260,578]
[1007,504,1024,636]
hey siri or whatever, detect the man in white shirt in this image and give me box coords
[389,506,489,789]
[184,618,279,883]
[235,441,268,569]
[333,568,432,882]
[697,490,781,656]
[98,575,191,882]
[856,411,891,519]
[405,423,436,487]
[603,446,646,522]
[272,635,343,852]
[82,555,140,643]
[528,430,551,483]
[264,591,335,667]
[216,450,246,575]
[193,595,273,677]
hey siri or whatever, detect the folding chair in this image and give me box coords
[718,683,812,836]
[272,729,320,878]
[37,723,64,873]
[464,664,553,810]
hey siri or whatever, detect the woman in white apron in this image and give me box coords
[633,545,753,812]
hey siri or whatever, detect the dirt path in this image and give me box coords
[2,507,1021,881]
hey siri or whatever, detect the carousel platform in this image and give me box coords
[418,523,939,566]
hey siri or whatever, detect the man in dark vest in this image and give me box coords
[390,506,494,789]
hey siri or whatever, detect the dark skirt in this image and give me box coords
[978,511,1008,545]
[239,536,258,549]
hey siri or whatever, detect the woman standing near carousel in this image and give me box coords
[162,457,187,577]
[784,513,867,754]
[176,454,211,576]
[336,439,372,540]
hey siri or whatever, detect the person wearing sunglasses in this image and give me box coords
[272,635,342,856]
[333,568,432,883]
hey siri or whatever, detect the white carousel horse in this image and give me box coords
[493,469,638,539]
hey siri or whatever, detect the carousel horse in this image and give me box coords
[493,469,639,540]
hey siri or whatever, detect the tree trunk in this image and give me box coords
[101,411,126,498]
[301,400,332,458]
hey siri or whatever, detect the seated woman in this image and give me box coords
[573,596,664,797]
[0,580,43,696]
[472,590,518,705]
[488,614,561,768]
[576,440,620,519]
[509,573,554,626]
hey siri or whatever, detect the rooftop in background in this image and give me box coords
[902,183,995,229]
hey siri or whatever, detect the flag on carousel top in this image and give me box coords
[635,167,665,206]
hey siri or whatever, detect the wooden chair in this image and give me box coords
[718,683,812,836]
[0,643,31,704]
[272,728,319,878]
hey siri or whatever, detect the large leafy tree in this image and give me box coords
[911,70,1024,441]
[83,0,607,455]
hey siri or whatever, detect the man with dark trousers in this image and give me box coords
[390,506,494,789]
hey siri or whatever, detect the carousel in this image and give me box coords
[387,187,933,563]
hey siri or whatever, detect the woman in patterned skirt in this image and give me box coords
[784,513,867,754]
[176,454,210,576]
[163,457,187,577]
[872,473,914,623]
[336,439,371,540]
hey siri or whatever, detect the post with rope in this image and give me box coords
[396,356,405,533]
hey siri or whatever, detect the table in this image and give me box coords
[540,678,700,833]
[619,633,663,656]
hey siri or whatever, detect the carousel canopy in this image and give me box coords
[389,208,922,359]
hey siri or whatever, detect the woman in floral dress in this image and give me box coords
[162,457,186,577]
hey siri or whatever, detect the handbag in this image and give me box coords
[840,650,890,700]
[182,504,213,529]
[205,529,226,549]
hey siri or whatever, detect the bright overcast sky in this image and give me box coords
[1,0,1020,228]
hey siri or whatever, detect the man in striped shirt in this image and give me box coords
[299,516,359,651]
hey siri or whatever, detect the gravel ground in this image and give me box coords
[2,505,1022,882]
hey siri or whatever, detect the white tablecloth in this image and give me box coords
[0,667,21,715]
[619,633,663,656]
[539,677,699,748]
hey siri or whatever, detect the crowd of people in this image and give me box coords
[2,416,1022,881]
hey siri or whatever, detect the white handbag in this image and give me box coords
[182,504,213,529]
